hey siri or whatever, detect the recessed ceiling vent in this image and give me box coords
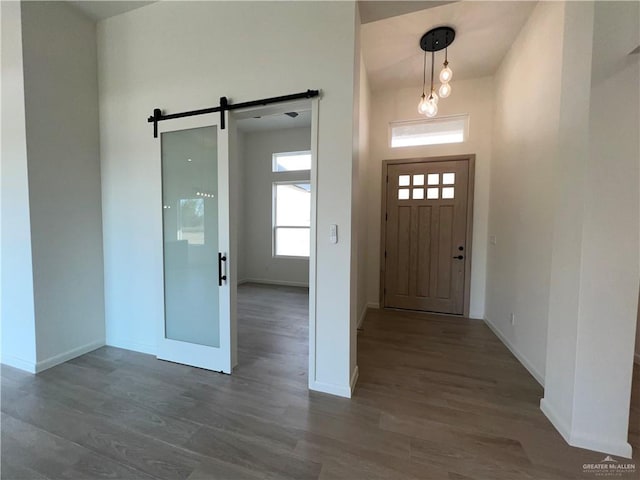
[284,112,299,118]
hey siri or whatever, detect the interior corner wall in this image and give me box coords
[356,53,371,328]
[486,1,565,385]
[98,1,357,395]
[566,0,639,457]
[0,1,37,372]
[240,127,311,287]
[20,1,105,369]
[366,77,493,319]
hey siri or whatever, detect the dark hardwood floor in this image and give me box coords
[1,283,638,479]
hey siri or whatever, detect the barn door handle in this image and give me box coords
[453,255,464,260]
[218,252,227,285]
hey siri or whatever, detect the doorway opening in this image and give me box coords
[231,100,316,387]
[380,154,475,317]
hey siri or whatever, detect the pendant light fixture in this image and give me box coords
[418,26,455,118]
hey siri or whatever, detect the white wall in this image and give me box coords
[356,54,371,329]
[486,2,565,385]
[487,0,638,457]
[546,0,638,457]
[20,1,105,370]
[366,77,493,319]
[240,127,311,287]
[98,1,358,396]
[0,1,38,372]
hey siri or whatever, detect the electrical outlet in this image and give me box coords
[490,235,497,245]
[510,313,515,325]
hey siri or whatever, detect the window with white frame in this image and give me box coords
[272,149,311,258]
[273,182,311,257]
[390,114,469,148]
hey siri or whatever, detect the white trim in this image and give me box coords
[308,97,319,393]
[635,353,640,365]
[469,311,485,320]
[239,278,309,288]
[106,337,156,356]
[357,306,367,329]
[484,316,545,386]
[35,340,105,373]
[540,398,633,458]
[367,302,380,309]
[350,365,359,395]
[309,379,352,398]
[1,355,36,373]
[570,432,633,459]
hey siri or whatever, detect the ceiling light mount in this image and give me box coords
[420,26,455,52]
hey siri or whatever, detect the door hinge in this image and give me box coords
[385,212,388,221]
[384,250,387,258]
[386,175,389,183]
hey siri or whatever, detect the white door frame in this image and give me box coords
[229,98,319,385]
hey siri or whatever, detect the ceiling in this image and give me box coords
[68,1,155,21]
[358,1,453,24]
[70,0,447,23]
[236,110,312,133]
[361,1,537,91]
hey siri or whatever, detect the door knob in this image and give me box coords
[453,255,464,260]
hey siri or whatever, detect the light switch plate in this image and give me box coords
[329,224,338,244]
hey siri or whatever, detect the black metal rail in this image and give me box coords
[147,89,320,137]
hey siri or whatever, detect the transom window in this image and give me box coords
[272,151,312,172]
[390,114,469,148]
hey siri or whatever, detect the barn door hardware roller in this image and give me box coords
[147,89,320,138]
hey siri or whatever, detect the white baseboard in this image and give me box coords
[106,337,156,356]
[1,354,36,373]
[350,365,359,394]
[35,339,105,373]
[540,398,572,444]
[239,278,309,288]
[570,432,633,459]
[635,353,640,365]
[309,379,352,398]
[484,316,545,387]
[541,398,633,458]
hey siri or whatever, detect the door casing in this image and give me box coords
[380,154,475,317]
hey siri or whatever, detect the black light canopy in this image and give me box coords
[420,26,455,52]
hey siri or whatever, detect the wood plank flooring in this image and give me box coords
[2,283,638,479]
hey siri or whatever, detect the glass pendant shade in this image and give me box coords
[439,82,452,98]
[418,94,429,115]
[430,91,439,104]
[439,65,453,83]
[425,98,438,117]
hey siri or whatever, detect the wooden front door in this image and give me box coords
[383,158,472,315]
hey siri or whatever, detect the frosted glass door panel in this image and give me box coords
[162,126,219,348]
